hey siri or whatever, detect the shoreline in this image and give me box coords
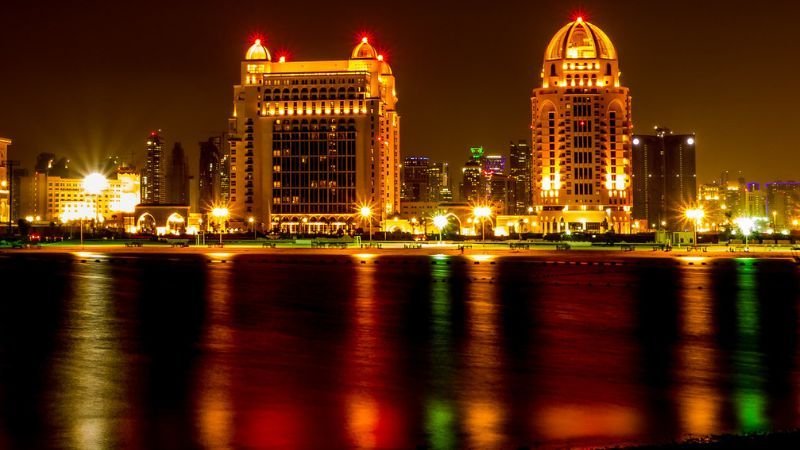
[1,243,797,261]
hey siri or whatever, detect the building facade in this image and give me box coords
[509,140,532,214]
[0,137,10,224]
[199,137,223,213]
[428,161,451,202]
[228,37,400,232]
[167,142,189,205]
[401,156,430,202]
[532,18,632,233]
[766,181,800,229]
[141,131,166,205]
[632,128,697,230]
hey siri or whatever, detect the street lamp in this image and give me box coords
[432,214,449,242]
[248,216,256,240]
[685,208,704,248]
[211,207,229,244]
[359,206,372,243]
[81,172,108,248]
[735,217,754,251]
[473,205,492,242]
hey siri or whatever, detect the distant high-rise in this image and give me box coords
[142,131,166,205]
[167,142,189,205]
[509,140,532,214]
[402,156,430,202]
[428,161,451,201]
[199,137,223,212]
[766,181,800,228]
[461,158,483,203]
[632,127,697,229]
[532,17,632,233]
[483,155,506,175]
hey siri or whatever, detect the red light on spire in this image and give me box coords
[255,38,261,45]
[361,36,369,44]
[571,9,589,23]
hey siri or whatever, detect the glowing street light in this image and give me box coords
[248,216,256,240]
[211,207,229,244]
[80,172,108,249]
[473,205,492,242]
[685,207,704,248]
[735,217,754,251]
[359,205,373,242]
[433,214,449,242]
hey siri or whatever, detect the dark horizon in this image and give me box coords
[1,0,798,185]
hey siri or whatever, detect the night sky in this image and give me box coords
[1,0,797,185]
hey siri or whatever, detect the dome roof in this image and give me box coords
[246,39,271,61]
[351,37,378,59]
[544,18,617,61]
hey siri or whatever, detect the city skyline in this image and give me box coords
[1,1,798,185]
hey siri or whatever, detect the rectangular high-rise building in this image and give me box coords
[401,156,429,202]
[509,140,532,214]
[0,137,10,224]
[428,161,451,202]
[228,37,400,232]
[766,181,800,228]
[141,131,166,205]
[632,127,697,230]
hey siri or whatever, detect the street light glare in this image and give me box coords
[473,206,491,218]
[433,215,449,230]
[360,206,372,218]
[212,207,230,219]
[82,172,108,195]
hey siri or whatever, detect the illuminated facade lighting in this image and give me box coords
[0,137,11,224]
[532,18,632,233]
[229,36,400,233]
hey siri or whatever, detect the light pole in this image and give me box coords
[735,217,754,252]
[473,206,491,242]
[82,173,108,249]
[212,207,229,244]
[685,208,704,248]
[359,206,372,243]
[433,214,448,242]
[248,217,256,240]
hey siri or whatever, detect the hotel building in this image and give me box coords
[531,18,633,233]
[0,138,10,224]
[228,37,400,233]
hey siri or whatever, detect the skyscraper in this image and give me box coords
[0,137,11,224]
[402,156,430,202]
[228,37,400,232]
[199,137,222,212]
[632,127,697,229]
[460,159,483,203]
[483,155,506,175]
[141,131,166,205]
[428,161,451,201]
[766,181,800,228]
[532,17,632,233]
[167,142,189,205]
[509,140,532,214]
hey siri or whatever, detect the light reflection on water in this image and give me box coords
[0,254,798,448]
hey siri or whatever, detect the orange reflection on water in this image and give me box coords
[539,404,641,440]
[462,261,505,448]
[677,265,719,436]
[198,263,233,449]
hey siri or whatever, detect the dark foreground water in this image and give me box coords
[0,253,799,449]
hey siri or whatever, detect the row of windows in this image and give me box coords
[263,87,365,101]
[574,136,593,148]
[264,78,362,86]
[573,167,594,180]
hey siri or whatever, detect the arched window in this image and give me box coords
[605,63,612,76]
[550,64,556,76]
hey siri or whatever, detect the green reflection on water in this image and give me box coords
[734,258,767,433]
[426,256,457,449]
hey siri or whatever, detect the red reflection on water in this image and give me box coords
[531,264,643,445]
[344,262,406,448]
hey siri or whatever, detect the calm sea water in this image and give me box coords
[0,253,798,449]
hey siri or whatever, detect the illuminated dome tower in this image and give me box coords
[531,17,632,234]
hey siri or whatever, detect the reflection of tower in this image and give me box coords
[532,17,632,233]
[142,131,166,205]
